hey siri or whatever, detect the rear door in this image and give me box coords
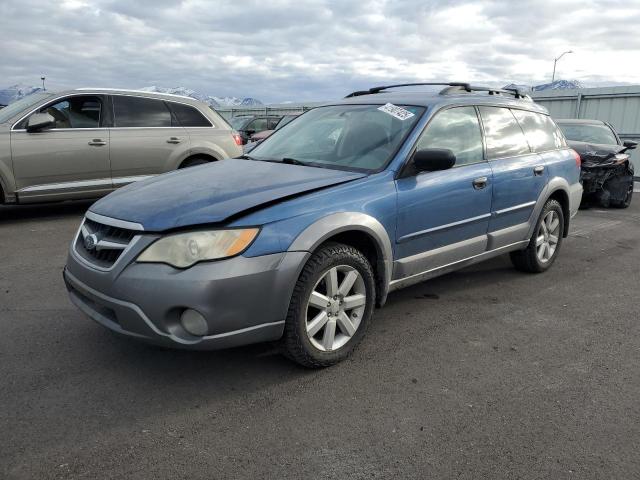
[10,94,111,202]
[479,106,546,248]
[394,106,493,279]
[109,95,190,187]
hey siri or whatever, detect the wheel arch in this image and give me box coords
[178,153,219,168]
[288,213,393,307]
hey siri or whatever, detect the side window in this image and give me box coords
[247,118,268,132]
[113,96,172,127]
[512,109,565,152]
[478,106,531,159]
[27,95,102,129]
[167,102,212,127]
[267,117,280,130]
[415,106,484,166]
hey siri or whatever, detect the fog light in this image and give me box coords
[180,309,208,336]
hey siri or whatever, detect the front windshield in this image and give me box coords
[228,116,251,129]
[249,104,425,172]
[559,123,618,145]
[0,93,52,124]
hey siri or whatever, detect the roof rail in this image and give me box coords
[345,82,531,100]
[345,82,471,98]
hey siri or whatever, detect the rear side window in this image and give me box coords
[113,96,172,127]
[415,106,484,166]
[512,110,565,152]
[247,118,268,132]
[478,106,530,159]
[167,102,212,127]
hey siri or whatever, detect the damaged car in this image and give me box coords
[556,119,636,208]
[64,82,582,368]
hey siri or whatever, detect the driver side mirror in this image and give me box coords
[623,140,637,150]
[413,148,456,172]
[26,113,55,133]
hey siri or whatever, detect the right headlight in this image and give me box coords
[137,228,259,268]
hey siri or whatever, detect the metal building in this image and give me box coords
[532,86,640,174]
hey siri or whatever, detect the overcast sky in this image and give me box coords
[2,0,640,103]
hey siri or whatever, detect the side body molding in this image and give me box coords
[288,212,394,306]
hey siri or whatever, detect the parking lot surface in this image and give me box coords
[2,197,640,479]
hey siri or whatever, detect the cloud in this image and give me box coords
[1,0,639,103]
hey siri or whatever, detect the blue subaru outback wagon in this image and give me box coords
[64,83,583,367]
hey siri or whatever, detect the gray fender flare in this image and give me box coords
[527,176,572,239]
[288,212,394,306]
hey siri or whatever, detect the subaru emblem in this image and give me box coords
[84,233,98,250]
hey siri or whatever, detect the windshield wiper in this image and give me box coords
[237,154,257,160]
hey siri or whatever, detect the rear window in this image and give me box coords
[512,110,566,152]
[167,102,212,127]
[478,106,530,159]
[113,96,172,128]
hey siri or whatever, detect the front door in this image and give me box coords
[109,95,190,187]
[394,106,492,279]
[11,95,111,202]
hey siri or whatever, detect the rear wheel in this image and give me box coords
[282,242,375,368]
[510,199,564,273]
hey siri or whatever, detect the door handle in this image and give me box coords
[534,165,545,176]
[473,176,488,190]
[167,137,182,144]
[88,139,106,146]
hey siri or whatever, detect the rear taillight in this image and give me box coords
[232,132,243,146]
[571,149,581,168]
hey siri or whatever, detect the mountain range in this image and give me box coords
[0,84,263,107]
[0,79,587,107]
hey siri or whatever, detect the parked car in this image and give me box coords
[248,114,300,143]
[64,82,582,368]
[555,119,636,208]
[0,89,242,204]
[228,114,282,144]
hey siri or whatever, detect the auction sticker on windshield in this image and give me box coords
[377,103,415,121]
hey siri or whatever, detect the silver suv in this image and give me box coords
[0,88,242,204]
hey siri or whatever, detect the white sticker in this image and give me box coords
[377,103,415,121]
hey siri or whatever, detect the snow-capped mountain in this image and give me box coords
[0,84,44,105]
[140,86,262,107]
[503,80,584,92]
[532,80,584,91]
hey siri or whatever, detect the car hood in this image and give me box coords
[568,140,625,167]
[90,159,366,231]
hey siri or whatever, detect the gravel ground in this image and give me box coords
[1,197,639,479]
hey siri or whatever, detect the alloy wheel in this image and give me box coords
[305,265,367,352]
[536,210,561,263]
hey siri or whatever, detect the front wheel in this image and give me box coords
[282,242,376,368]
[510,199,564,273]
[611,184,633,209]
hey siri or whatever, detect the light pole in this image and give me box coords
[552,51,573,83]
[41,76,46,91]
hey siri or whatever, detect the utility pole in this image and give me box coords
[41,76,46,91]
[552,51,573,83]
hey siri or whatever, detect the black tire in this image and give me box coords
[611,185,633,209]
[510,199,565,273]
[281,242,376,368]
[179,157,211,168]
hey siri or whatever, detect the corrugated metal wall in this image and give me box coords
[532,86,640,173]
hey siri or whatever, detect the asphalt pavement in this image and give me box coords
[1,197,640,479]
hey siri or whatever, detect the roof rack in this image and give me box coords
[345,82,531,100]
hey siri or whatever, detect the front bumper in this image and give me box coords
[64,239,308,349]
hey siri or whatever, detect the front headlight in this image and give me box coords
[137,228,259,268]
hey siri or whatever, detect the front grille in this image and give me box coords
[75,218,137,269]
